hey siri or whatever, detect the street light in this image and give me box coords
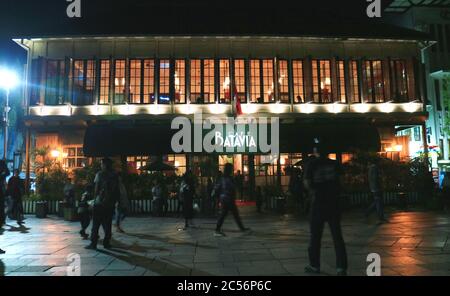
[0,68,19,160]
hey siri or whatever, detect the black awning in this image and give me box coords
[83,123,177,157]
[84,121,380,157]
[280,123,381,153]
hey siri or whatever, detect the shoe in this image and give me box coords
[116,226,125,233]
[337,269,347,276]
[304,265,320,274]
[241,227,251,232]
[84,244,97,250]
[103,242,112,249]
[214,231,226,237]
[0,248,5,254]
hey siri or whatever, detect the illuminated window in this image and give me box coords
[262,59,275,103]
[99,60,110,104]
[312,60,332,103]
[159,59,171,104]
[190,59,201,103]
[234,59,246,103]
[203,59,215,103]
[219,59,231,103]
[363,60,385,103]
[391,60,409,102]
[189,59,215,104]
[167,154,187,175]
[336,60,346,103]
[129,59,142,104]
[72,60,96,105]
[250,59,275,103]
[143,59,155,104]
[114,60,126,104]
[63,146,86,169]
[278,60,289,103]
[174,60,186,103]
[250,60,261,103]
[45,60,65,105]
[349,61,360,103]
[292,60,304,103]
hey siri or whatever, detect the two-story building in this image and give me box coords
[13,20,430,192]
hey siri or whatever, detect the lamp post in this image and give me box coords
[0,68,18,160]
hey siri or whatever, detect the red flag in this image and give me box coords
[233,84,242,116]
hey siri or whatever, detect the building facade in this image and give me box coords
[14,30,428,192]
[385,2,450,171]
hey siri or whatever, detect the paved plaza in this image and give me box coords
[0,207,450,276]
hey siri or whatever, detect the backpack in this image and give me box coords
[95,171,120,208]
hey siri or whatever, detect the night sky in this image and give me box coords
[0,0,394,66]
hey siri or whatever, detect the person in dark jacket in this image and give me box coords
[179,172,195,230]
[0,159,10,227]
[7,170,25,225]
[365,159,387,222]
[255,186,263,213]
[0,160,10,254]
[303,141,347,276]
[85,158,120,250]
[214,163,250,236]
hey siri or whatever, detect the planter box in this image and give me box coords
[35,202,48,218]
[64,207,78,221]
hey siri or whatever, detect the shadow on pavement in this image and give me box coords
[98,240,212,276]
[125,232,217,250]
[6,224,30,234]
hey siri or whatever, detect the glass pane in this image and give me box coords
[250,60,261,103]
[143,59,155,104]
[99,60,110,104]
[234,59,246,103]
[129,60,142,103]
[159,59,170,104]
[190,59,201,103]
[174,60,186,103]
[219,59,230,103]
[203,59,215,103]
[278,60,289,103]
[292,60,304,103]
[262,59,275,103]
[114,60,126,104]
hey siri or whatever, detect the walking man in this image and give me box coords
[365,159,386,223]
[214,163,250,236]
[85,158,120,250]
[7,170,25,225]
[304,141,347,276]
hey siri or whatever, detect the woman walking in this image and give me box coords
[178,172,195,230]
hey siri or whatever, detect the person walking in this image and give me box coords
[365,159,387,223]
[179,172,195,230]
[115,175,129,233]
[214,163,250,237]
[442,171,450,211]
[63,177,75,208]
[206,177,214,214]
[152,178,164,217]
[289,168,304,214]
[303,141,347,276]
[85,158,120,250]
[78,184,93,239]
[7,170,25,225]
[0,160,10,227]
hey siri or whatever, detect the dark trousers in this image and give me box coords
[79,210,90,232]
[216,200,245,231]
[90,206,114,246]
[11,197,24,222]
[308,199,347,270]
[366,192,384,220]
[115,208,126,226]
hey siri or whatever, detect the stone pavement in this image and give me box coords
[0,207,450,276]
